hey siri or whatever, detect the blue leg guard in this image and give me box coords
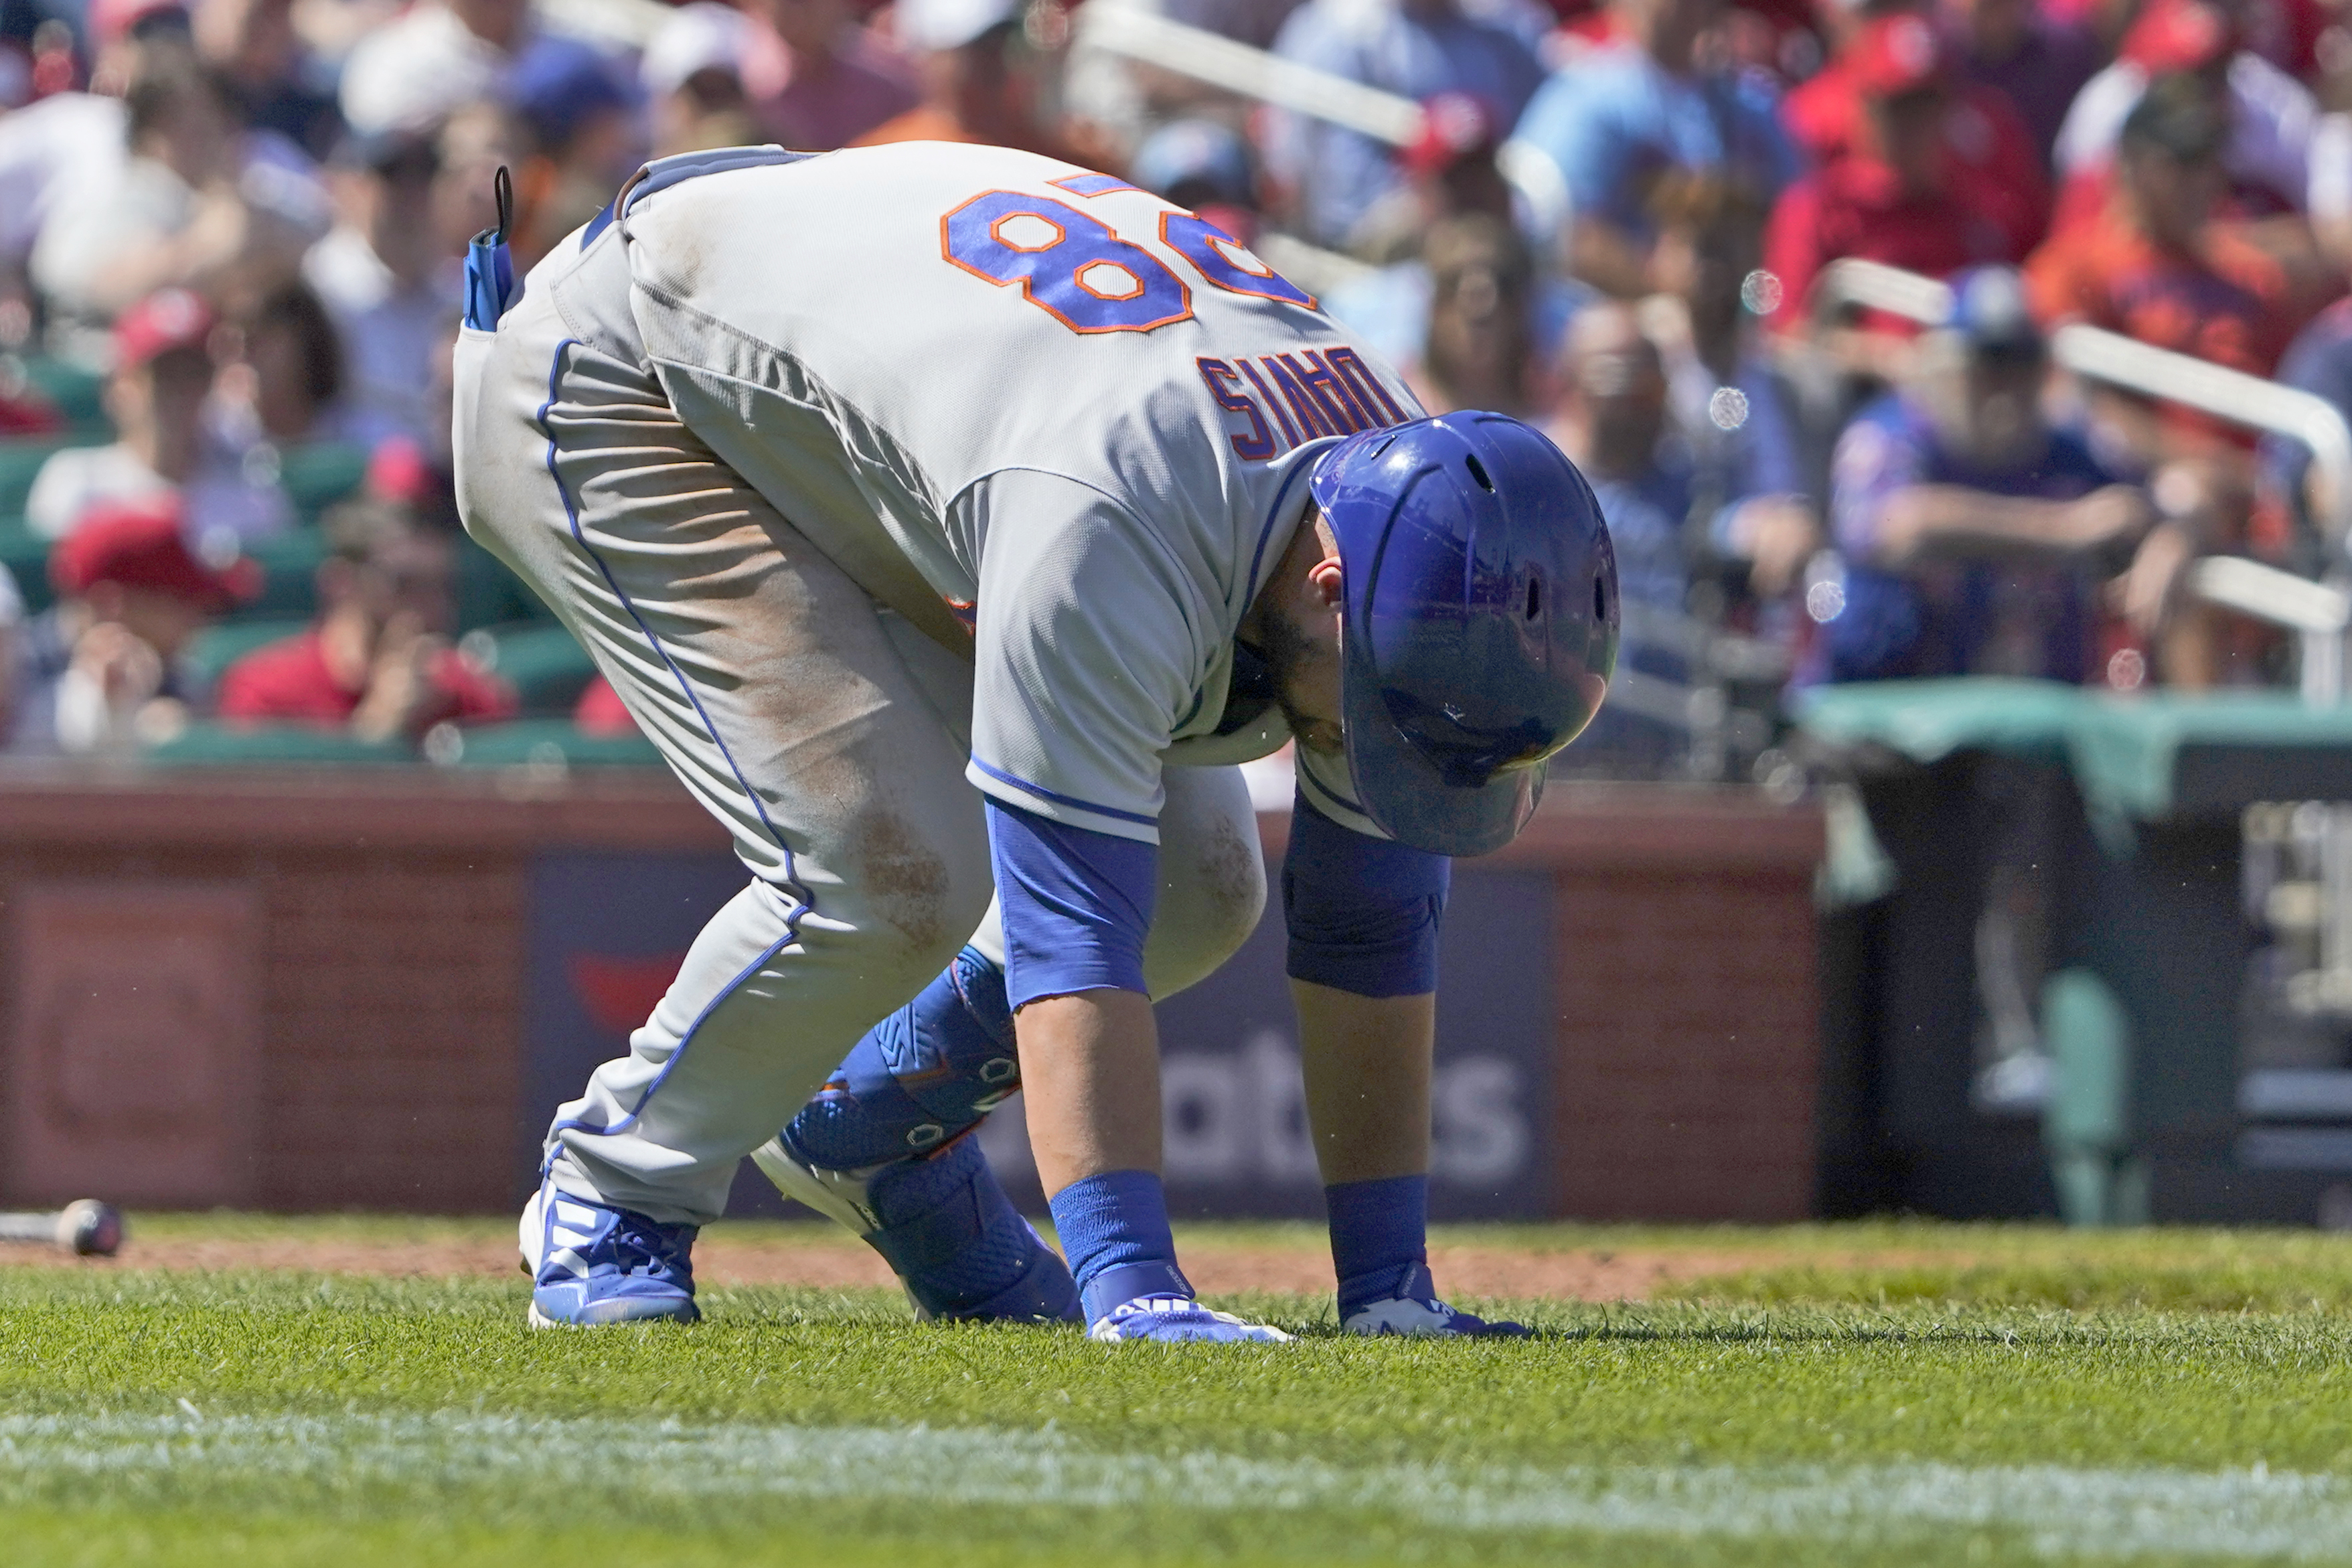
[786,945,1021,1167]
[865,1135,1079,1322]
[755,946,1078,1324]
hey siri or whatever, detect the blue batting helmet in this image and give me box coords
[1308,412,1618,857]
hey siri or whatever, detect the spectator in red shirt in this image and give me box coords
[216,499,514,742]
[1763,15,2036,333]
[2025,72,2320,388]
[1782,1,2050,243]
[8,495,259,755]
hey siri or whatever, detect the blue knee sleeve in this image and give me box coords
[785,946,1022,1170]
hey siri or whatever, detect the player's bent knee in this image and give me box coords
[1144,808,1267,1000]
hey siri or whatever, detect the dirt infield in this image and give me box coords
[0,1232,1798,1301]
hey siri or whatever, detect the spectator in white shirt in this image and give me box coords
[29,37,323,329]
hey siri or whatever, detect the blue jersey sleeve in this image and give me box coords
[1281,792,1449,998]
[987,799,1158,1010]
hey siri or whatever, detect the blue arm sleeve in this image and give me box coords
[986,799,1158,1010]
[1281,791,1449,998]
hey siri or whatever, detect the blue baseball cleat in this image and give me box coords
[752,1127,1080,1324]
[522,1188,701,1328]
[1087,1294,1294,1344]
[1340,1262,1528,1337]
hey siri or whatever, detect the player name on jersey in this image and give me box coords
[1197,349,1411,461]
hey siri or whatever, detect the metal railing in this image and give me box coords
[1810,258,1954,328]
[2051,324,2352,549]
[1069,2,1572,237]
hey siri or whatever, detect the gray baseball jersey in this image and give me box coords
[609,141,1419,842]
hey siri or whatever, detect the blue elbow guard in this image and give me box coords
[987,799,1158,1009]
[1281,793,1448,998]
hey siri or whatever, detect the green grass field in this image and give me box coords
[9,1218,2352,1565]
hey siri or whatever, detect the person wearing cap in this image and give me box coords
[25,287,293,545]
[641,3,763,159]
[214,495,514,742]
[1761,13,2040,336]
[2025,72,2324,418]
[6,494,257,755]
[1806,264,2154,687]
[2051,0,2317,228]
[849,0,1071,155]
[303,126,455,448]
[1265,0,1543,252]
[744,0,917,152]
[1512,0,1795,300]
[455,143,1616,1340]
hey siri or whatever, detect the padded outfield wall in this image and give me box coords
[0,769,1822,1222]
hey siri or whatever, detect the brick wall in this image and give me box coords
[1551,869,1822,1221]
[257,857,526,1210]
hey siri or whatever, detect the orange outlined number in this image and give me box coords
[1160,212,1315,309]
[941,191,1192,334]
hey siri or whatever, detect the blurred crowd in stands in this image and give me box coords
[0,0,2349,770]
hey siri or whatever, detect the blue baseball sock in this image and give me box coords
[1327,1173,1429,1318]
[1047,1169,1191,1324]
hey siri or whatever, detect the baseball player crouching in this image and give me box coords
[455,143,1618,1343]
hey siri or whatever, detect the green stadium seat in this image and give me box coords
[457,535,550,631]
[0,437,70,522]
[144,720,411,765]
[438,716,660,769]
[181,617,309,693]
[240,528,328,619]
[15,356,108,433]
[277,441,370,524]
[463,619,596,714]
[0,519,51,613]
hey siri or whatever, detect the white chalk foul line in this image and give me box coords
[0,1413,2347,1560]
